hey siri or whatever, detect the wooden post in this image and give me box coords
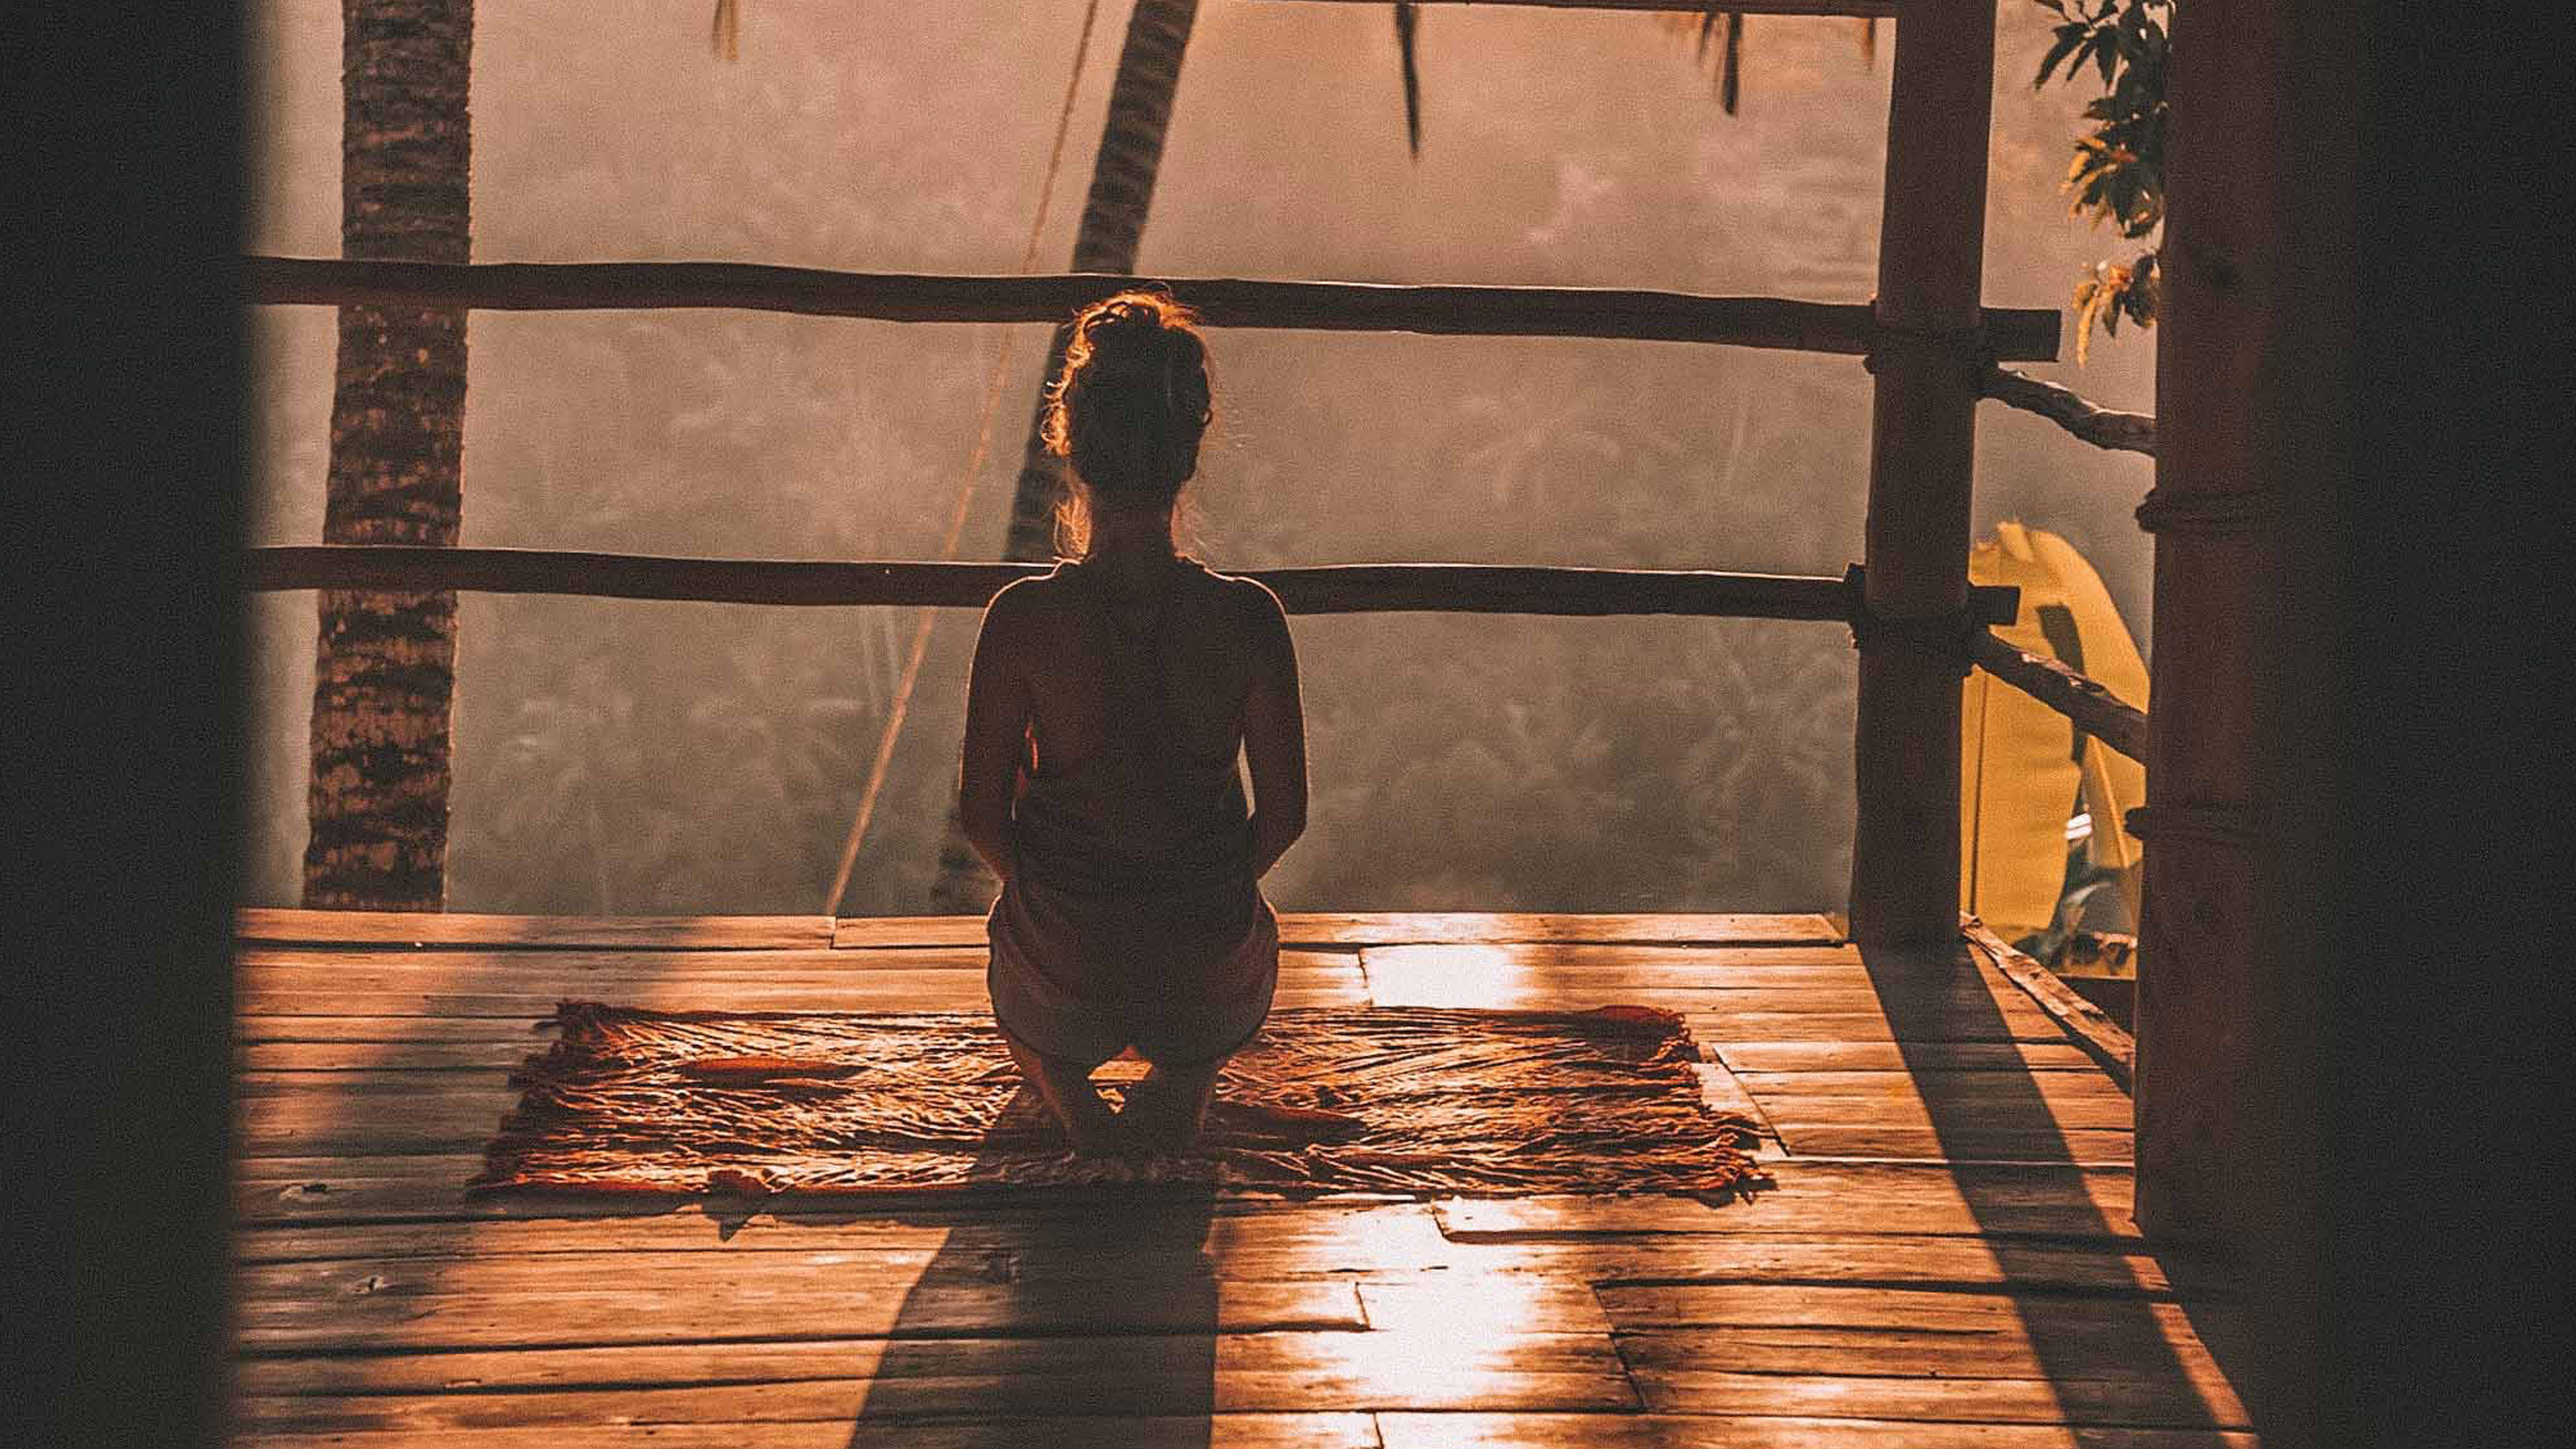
[2132,0,2312,1240]
[1848,6,1996,949]
[2129,0,2354,1440]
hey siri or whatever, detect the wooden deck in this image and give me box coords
[228,911,2253,1447]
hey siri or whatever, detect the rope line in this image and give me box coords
[823,0,1102,919]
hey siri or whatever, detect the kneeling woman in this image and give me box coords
[955,291,1308,1155]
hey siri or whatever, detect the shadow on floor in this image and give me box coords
[1860,940,2260,1441]
[842,1087,1224,1448]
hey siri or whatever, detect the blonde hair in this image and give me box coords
[1041,289,1213,557]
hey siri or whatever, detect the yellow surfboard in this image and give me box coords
[1960,523,2150,946]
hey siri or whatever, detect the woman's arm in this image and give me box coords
[1238,584,1308,880]
[957,587,1033,883]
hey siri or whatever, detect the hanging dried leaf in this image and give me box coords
[1719,13,1743,116]
[710,0,740,63]
[1394,2,1423,158]
[1650,7,1870,117]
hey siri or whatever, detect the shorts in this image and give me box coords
[986,883,1279,1071]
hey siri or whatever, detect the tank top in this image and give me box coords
[1005,557,1258,899]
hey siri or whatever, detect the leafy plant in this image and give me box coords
[2032,0,2168,362]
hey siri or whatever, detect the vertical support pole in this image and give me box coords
[2133,0,2314,1241]
[1849,8,1996,950]
[2131,0,2353,1440]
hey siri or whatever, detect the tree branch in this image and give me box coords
[1981,363,2156,456]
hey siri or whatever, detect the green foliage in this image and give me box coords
[2031,0,2168,362]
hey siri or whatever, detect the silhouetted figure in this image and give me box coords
[957,291,1308,1155]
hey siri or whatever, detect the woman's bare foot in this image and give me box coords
[1004,1035,1124,1157]
[1058,1104,1125,1158]
[1123,1059,1224,1153]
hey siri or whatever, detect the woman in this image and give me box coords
[956,290,1308,1155]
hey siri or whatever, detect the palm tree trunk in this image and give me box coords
[302,0,473,910]
[927,0,1199,912]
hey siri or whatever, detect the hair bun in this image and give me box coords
[1078,300,1181,376]
[1042,289,1215,521]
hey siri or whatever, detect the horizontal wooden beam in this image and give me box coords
[1963,917,2134,1091]
[1257,1,1904,16]
[243,544,2019,623]
[1981,364,2156,456]
[241,257,2061,361]
[1968,628,2149,763]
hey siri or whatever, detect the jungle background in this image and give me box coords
[239,1,2156,916]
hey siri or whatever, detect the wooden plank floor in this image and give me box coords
[228,911,2255,1447]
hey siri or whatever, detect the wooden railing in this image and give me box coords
[242,257,2062,360]
[246,240,2146,935]
[245,546,2142,753]
[1968,630,2149,764]
[245,544,2022,625]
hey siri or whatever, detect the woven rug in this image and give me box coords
[467,1001,1765,1200]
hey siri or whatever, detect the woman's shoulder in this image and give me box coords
[1182,562,1291,667]
[1183,557,1286,618]
[978,563,1081,639]
[1000,555,1279,633]
[992,559,1084,603]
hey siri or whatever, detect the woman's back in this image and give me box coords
[1007,554,1261,896]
